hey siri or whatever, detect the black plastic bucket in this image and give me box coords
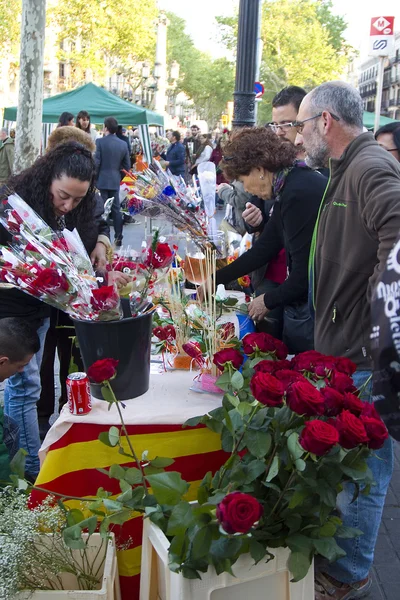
[72,300,153,400]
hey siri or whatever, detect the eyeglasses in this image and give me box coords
[386,148,399,153]
[267,122,296,133]
[292,112,340,134]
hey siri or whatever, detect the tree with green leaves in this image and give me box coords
[0,0,21,58]
[166,12,235,128]
[217,0,353,124]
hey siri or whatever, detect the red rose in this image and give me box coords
[153,326,168,341]
[254,359,291,374]
[242,332,288,359]
[147,242,173,269]
[34,268,69,294]
[292,351,335,373]
[360,415,389,450]
[25,242,39,253]
[321,387,344,417]
[164,325,176,340]
[361,402,381,419]
[216,492,263,534]
[299,420,339,455]
[334,410,369,449]
[91,285,119,310]
[274,369,306,388]
[286,380,325,416]
[213,348,244,371]
[87,358,119,383]
[334,357,357,377]
[113,260,137,273]
[330,371,357,395]
[250,372,284,407]
[342,393,364,416]
[52,237,68,252]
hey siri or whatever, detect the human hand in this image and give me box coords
[164,161,169,167]
[248,295,269,321]
[216,183,231,195]
[107,270,132,289]
[90,242,108,271]
[242,203,263,228]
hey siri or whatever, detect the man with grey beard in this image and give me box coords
[295,81,400,600]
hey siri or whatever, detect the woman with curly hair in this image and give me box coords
[209,127,327,354]
[0,141,106,479]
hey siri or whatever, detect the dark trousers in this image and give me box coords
[255,279,284,340]
[38,309,83,420]
[99,188,123,241]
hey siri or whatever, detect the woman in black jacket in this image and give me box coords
[211,127,327,353]
[0,141,107,479]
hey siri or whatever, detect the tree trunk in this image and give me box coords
[14,0,46,173]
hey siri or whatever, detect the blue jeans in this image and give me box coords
[4,318,50,477]
[3,414,20,460]
[326,370,394,583]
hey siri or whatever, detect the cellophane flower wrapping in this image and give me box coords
[0,193,122,321]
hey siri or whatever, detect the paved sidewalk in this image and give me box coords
[371,442,400,600]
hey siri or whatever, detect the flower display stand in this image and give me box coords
[17,534,121,600]
[140,519,314,600]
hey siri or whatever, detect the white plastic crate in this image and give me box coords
[17,533,121,600]
[140,518,314,600]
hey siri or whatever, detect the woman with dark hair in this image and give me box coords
[0,141,103,479]
[375,121,400,162]
[76,110,98,142]
[57,112,75,127]
[203,127,327,353]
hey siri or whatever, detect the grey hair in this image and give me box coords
[308,81,363,130]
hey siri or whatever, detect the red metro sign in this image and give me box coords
[370,16,395,36]
[369,16,395,56]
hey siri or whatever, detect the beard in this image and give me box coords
[304,129,330,170]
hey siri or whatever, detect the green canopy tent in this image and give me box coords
[363,111,397,130]
[3,82,164,126]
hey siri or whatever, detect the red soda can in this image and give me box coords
[67,372,92,415]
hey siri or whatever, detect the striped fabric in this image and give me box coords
[138,124,152,165]
[31,422,226,600]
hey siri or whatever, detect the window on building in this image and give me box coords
[59,63,65,79]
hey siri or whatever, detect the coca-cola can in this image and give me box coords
[67,372,92,415]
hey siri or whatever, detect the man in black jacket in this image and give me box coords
[95,117,130,246]
[164,131,185,178]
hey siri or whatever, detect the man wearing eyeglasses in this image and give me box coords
[267,85,307,154]
[296,80,400,600]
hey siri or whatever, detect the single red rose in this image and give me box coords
[292,350,330,371]
[286,380,325,416]
[360,415,389,450]
[213,348,244,371]
[330,371,357,395]
[91,285,119,310]
[299,420,339,455]
[334,410,369,449]
[216,492,263,534]
[242,332,288,359]
[146,242,173,269]
[342,393,364,416]
[219,322,235,341]
[34,267,69,294]
[321,387,344,417]
[25,242,39,253]
[87,358,119,383]
[334,357,357,377]
[275,369,306,388]
[113,260,137,273]
[250,372,284,407]
[254,359,291,374]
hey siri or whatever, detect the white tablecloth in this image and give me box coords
[39,367,222,462]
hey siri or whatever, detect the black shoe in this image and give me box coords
[115,239,122,247]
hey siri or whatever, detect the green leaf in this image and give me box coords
[66,509,85,526]
[169,533,187,561]
[237,402,253,416]
[181,567,202,579]
[225,393,240,408]
[243,459,266,484]
[146,472,189,505]
[124,467,143,485]
[249,539,267,564]
[231,370,244,390]
[109,464,126,480]
[336,526,364,539]
[313,538,347,562]
[317,521,337,537]
[103,498,124,512]
[167,502,195,536]
[295,458,306,472]
[266,455,279,482]
[117,487,133,503]
[216,371,232,391]
[183,415,203,428]
[101,385,115,403]
[9,448,27,478]
[150,456,175,469]
[104,510,132,525]
[317,481,337,508]
[287,551,312,582]
[100,426,120,447]
[287,432,304,460]
[244,430,272,459]
[192,526,212,559]
[211,536,242,558]
[288,489,309,509]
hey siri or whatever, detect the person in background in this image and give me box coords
[375,121,400,162]
[268,86,307,156]
[0,141,99,479]
[57,112,74,127]
[0,128,15,185]
[95,116,130,246]
[184,124,201,167]
[296,80,399,600]
[191,133,213,175]
[0,318,40,484]
[164,130,185,178]
[76,110,98,142]
[116,125,131,155]
[9,129,15,139]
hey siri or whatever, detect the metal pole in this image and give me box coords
[254,0,263,124]
[232,0,261,128]
[374,56,385,133]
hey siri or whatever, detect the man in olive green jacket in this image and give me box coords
[296,81,400,600]
[0,129,14,185]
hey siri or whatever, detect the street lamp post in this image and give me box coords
[232,0,261,128]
